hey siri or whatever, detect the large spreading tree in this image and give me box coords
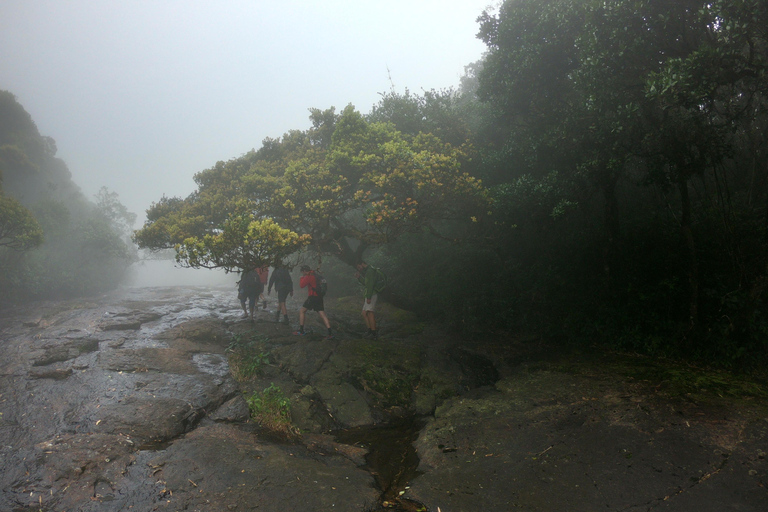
[134,105,489,273]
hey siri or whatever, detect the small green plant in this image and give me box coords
[246,383,296,437]
[227,333,271,381]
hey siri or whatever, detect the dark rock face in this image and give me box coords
[410,369,768,512]
[0,286,766,512]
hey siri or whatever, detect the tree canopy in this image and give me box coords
[134,105,488,272]
[468,0,768,365]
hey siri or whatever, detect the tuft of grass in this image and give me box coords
[246,383,297,437]
[226,332,271,381]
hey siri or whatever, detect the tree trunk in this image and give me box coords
[317,236,420,312]
[678,179,699,328]
[603,177,621,290]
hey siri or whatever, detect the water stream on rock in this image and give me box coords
[335,417,427,511]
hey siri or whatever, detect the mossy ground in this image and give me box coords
[333,338,423,408]
[520,346,768,406]
[226,331,271,382]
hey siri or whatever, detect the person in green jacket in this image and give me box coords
[355,260,385,339]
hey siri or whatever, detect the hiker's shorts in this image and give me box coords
[362,293,378,312]
[302,295,324,312]
[277,288,291,303]
[239,290,258,309]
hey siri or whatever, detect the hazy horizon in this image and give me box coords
[1,0,495,223]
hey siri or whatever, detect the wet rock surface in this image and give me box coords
[0,286,766,511]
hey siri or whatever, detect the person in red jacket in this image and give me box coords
[294,265,333,339]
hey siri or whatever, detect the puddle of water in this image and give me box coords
[192,353,230,378]
[334,417,425,508]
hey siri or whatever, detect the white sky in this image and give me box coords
[0,0,495,223]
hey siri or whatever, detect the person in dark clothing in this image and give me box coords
[238,267,263,321]
[293,265,333,339]
[268,264,293,324]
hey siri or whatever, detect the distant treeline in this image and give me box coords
[0,90,137,302]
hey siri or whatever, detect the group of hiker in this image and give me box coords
[237,260,386,340]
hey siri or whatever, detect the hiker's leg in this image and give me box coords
[362,294,377,330]
[299,307,307,327]
[249,295,257,319]
[318,311,331,329]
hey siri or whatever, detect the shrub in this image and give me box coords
[226,333,270,381]
[246,383,296,437]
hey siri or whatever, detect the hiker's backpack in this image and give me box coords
[313,271,328,297]
[240,270,262,292]
[373,267,387,293]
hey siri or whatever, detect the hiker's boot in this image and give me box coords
[372,330,378,340]
[275,310,281,323]
[262,300,267,310]
[282,316,289,325]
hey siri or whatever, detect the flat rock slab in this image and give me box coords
[408,369,768,511]
[147,423,379,512]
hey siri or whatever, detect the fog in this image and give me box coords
[0,0,493,222]
[125,259,234,288]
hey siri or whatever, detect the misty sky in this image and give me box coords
[1,0,494,223]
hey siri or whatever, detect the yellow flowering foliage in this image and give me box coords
[175,216,310,272]
[134,105,489,269]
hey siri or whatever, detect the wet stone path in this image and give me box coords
[1,286,767,511]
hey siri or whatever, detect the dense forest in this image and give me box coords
[4,0,767,370]
[135,0,768,369]
[0,90,137,302]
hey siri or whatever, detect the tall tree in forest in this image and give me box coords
[476,0,764,331]
[476,0,596,265]
[636,0,767,328]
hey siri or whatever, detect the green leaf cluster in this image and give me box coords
[246,383,295,437]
